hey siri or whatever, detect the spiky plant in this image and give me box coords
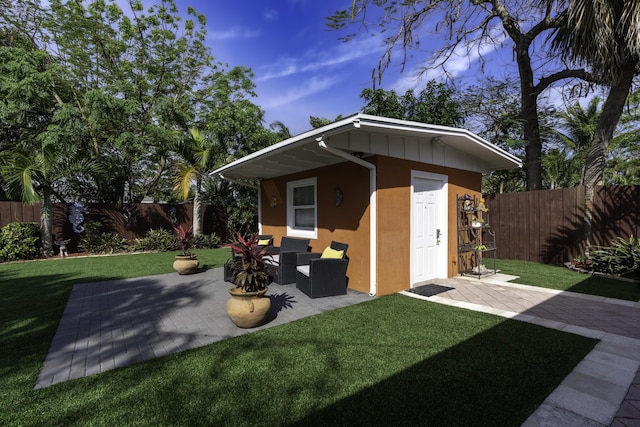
[227,233,272,292]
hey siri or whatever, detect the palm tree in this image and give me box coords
[173,128,223,235]
[269,121,291,140]
[551,98,602,186]
[0,140,82,256]
[548,0,640,245]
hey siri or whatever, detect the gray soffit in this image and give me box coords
[211,114,522,181]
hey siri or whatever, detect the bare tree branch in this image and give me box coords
[534,68,598,95]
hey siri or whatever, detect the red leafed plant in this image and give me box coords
[227,233,272,292]
[174,225,194,256]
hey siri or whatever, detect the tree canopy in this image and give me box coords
[328,0,605,190]
[0,0,277,246]
[361,81,462,127]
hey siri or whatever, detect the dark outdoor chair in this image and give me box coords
[264,237,310,285]
[296,241,349,298]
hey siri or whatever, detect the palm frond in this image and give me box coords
[172,163,196,200]
[0,150,41,203]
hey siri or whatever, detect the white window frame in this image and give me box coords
[286,177,317,239]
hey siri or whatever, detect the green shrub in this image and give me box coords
[589,236,640,277]
[191,233,221,249]
[130,229,221,253]
[131,228,177,252]
[79,221,129,254]
[0,222,41,261]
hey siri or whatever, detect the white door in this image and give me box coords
[411,172,447,285]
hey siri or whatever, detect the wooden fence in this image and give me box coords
[0,202,222,253]
[3,185,638,263]
[485,185,640,264]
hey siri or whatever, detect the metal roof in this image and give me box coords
[211,114,522,181]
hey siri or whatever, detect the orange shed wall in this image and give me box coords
[374,156,481,295]
[260,161,371,293]
[259,155,481,296]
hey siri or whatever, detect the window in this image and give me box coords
[287,177,317,238]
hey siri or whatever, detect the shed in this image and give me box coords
[212,114,521,295]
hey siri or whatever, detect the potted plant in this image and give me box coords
[471,216,485,228]
[172,225,199,275]
[225,233,272,328]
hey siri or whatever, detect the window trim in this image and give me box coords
[286,177,317,239]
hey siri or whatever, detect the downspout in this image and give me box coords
[316,137,377,296]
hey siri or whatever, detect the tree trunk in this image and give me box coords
[192,180,202,236]
[583,59,638,246]
[515,43,543,191]
[40,187,54,257]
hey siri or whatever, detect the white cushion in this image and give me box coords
[264,254,279,265]
[296,265,310,277]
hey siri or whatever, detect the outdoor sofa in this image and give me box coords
[264,237,310,284]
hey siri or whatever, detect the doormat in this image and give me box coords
[406,284,454,297]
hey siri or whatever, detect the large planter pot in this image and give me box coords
[226,287,271,328]
[173,255,199,275]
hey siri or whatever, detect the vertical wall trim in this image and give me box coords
[317,138,377,296]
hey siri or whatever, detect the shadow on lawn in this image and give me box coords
[286,319,597,427]
[0,271,103,381]
[34,274,209,388]
[567,274,640,302]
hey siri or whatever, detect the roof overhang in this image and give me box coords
[211,113,522,181]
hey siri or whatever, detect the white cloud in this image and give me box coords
[257,36,382,82]
[264,9,278,21]
[259,60,300,81]
[262,75,341,109]
[208,26,261,41]
[388,26,506,92]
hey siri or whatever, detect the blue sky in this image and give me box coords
[178,1,513,135]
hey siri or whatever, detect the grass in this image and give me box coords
[496,258,640,301]
[1,253,601,426]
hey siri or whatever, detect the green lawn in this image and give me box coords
[496,258,640,301]
[1,253,600,426]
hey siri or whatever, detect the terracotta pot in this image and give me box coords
[226,287,271,328]
[173,255,199,275]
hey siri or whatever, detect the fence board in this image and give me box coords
[0,201,219,253]
[0,202,40,227]
[0,202,12,227]
[486,185,639,264]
